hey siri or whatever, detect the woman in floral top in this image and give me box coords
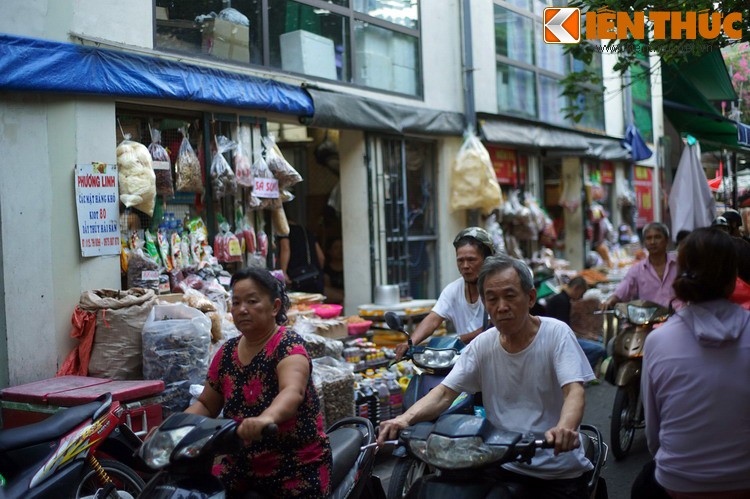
[187,267,331,498]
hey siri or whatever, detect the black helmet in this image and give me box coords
[453,227,496,256]
[722,209,742,227]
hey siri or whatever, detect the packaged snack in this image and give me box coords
[210,135,238,198]
[263,134,302,188]
[148,127,174,197]
[117,135,156,216]
[157,228,173,271]
[234,139,253,188]
[175,126,203,193]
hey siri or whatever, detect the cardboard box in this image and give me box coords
[311,319,347,340]
[155,6,169,21]
[202,18,250,63]
[0,376,164,436]
[280,30,337,80]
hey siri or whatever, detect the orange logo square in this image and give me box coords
[543,7,581,44]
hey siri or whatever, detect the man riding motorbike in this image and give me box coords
[394,227,495,360]
[380,255,596,498]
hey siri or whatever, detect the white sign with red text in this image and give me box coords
[254,177,279,198]
[75,163,121,257]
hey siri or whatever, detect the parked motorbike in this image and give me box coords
[383,312,475,499]
[0,393,147,498]
[137,413,386,498]
[603,300,670,460]
[394,414,608,499]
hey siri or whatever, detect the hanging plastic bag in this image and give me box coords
[271,205,290,236]
[117,135,157,216]
[263,134,303,189]
[234,139,254,188]
[127,240,160,291]
[175,126,204,193]
[211,135,238,198]
[249,152,276,209]
[449,132,502,214]
[148,127,174,197]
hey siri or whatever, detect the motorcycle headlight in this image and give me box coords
[413,348,458,369]
[408,434,508,469]
[140,426,194,469]
[627,305,658,325]
[175,435,212,460]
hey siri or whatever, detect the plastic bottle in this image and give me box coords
[360,379,379,426]
[386,372,404,417]
[354,382,369,421]
[374,375,391,421]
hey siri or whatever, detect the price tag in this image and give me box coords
[228,239,242,256]
[152,161,171,171]
[141,270,159,281]
[254,177,279,198]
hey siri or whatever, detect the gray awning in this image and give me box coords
[480,118,630,160]
[302,88,465,135]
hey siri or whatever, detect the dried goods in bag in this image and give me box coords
[449,132,502,214]
[263,134,302,188]
[175,127,203,193]
[248,152,276,209]
[211,135,238,198]
[234,140,253,188]
[148,127,174,197]
[117,136,157,216]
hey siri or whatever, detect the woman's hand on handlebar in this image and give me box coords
[544,426,581,456]
[394,343,409,361]
[237,415,276,444]
[377,416,409,447]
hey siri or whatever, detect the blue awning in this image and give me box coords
[0,33,313,115]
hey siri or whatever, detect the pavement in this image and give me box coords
[369,381,651,499]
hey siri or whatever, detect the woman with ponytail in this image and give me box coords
[634,228,750,499]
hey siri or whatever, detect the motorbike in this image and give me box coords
[603,300,670,460]
[137,413,386,498]
[383,312,476,499]
[0,393,147,498]
[393,413,608,499]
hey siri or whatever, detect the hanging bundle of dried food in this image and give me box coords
[148,127,174,197]
[117,135,157,216]
[175,126,203,193]
[210,135,238,198]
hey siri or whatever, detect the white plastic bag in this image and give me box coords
[449,132,502,214]
[117,136,156,216]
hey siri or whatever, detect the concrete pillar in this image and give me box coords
[562,157,584,270]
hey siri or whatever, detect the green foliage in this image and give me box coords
[562,0,750,122]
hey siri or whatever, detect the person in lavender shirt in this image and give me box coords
[602,222,679,310]
[632,228,750,498]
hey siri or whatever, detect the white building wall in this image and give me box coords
[71,0,153,48]
[470,0,497,115]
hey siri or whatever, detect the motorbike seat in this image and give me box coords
[0,399,101,452]
[328,427,363,490]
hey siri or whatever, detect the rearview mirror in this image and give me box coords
[384,311,405,333]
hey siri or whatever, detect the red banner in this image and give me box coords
[633,166,654,228]
[600,161,614,184]
[487,146,526,185]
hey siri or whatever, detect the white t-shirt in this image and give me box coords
[442,317,595,479]
[432,278,485,335]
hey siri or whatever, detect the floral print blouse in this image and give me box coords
[207,327,332,498]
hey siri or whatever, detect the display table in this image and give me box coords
[358,299,436,345]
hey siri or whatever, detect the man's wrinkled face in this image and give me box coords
[483,267,536,335]
[455,244,485,285]
[644,229,667,256]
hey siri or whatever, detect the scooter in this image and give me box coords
[394,414,608,499]
[137,413,386,498]
[603,300,670,460]
[0,393,147,498]
[383,312,476,499]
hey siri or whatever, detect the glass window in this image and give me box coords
[631,63,651,103]
[539,76,567,125]
[634,103,653,143]
[575,93,605,131]
[155,0,263,65]
[354,21,420,95]
[535,26,569,75]
[268,1,350,82]
[501,0,532,11]
[494,5,534,65]
[497,63,536,118]
[353,0,418,30]
[533,0,564,15]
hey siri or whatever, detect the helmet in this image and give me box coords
[711,216,729,228]
[722,209,742,227]
[453,227,496,256]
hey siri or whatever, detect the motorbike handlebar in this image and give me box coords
[262,423,279,439]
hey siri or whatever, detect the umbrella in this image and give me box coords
[669,141,715,236]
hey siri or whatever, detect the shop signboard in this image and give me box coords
[633,165,654,228]
[487,146,526,185]
[600,161,614,184]
[74,163,121,257]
